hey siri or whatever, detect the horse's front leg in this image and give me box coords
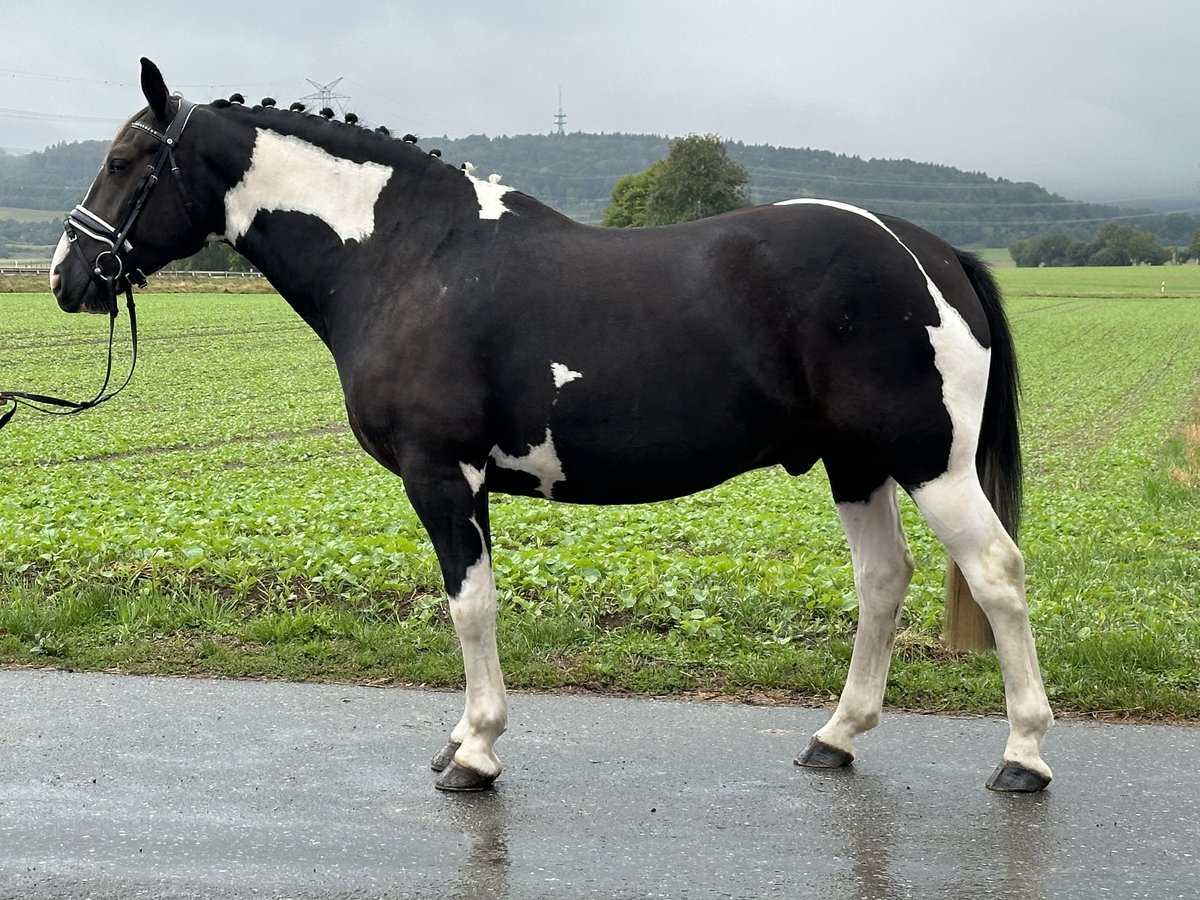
[403,459,507,792]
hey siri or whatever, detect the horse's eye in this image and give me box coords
[107,158,129,174]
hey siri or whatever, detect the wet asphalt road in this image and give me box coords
[0,669,1196,899]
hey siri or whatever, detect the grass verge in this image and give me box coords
[2,279,1198,720]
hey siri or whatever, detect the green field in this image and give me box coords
[1,269,1197,717]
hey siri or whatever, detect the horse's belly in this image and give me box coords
[485,428,789,505]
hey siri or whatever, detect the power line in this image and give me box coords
[909,207,1200,227]
[339,77,474,136]
[786,194,1200,210]
[740,163,1008,189]
[742,166,1200,208]
[0,67,280,91]
[0,68,134,87]
[0,106,124,124]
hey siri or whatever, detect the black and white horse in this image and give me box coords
[49,60,1053,792]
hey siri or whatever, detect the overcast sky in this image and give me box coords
[3,1,1197,207]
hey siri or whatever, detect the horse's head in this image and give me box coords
[51,59,213,313]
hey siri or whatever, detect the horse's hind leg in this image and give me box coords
[797,477,914,769]
[911,472,1053,791]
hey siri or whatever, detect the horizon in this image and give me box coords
[2,3,1199,212]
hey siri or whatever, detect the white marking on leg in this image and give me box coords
[463,167,513,220]
[489,428,565,498]
[447,517,507,777]
[814,481,914,756]
[460,461,486,496]
[551,362,583,389]
[912,474,1053,780]
[224,129,393,243]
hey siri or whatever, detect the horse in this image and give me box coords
[48,59,1053,793]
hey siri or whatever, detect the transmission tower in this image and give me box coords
[553,86,567,136]
[301,77,351,116]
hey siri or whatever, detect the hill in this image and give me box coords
[3,132,1197,252]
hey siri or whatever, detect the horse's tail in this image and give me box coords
[943,250,1022,651]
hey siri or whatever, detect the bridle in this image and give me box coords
[0,95,197,430]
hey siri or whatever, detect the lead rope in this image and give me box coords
[0,284,138,431]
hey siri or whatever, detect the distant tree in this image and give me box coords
[1009,233,1087,267]
[602,134,750,227]
[1128,231,1171,266]
[1156,213,1200,246]
[645,134,751,225]
[0,219,63,247]
[601,161,664,228]
[1175,229,1200,264]
[1087,222,1170,266]
[170,241,253,272]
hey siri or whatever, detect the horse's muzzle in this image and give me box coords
[51,257,108,314]
[53,277,109,314]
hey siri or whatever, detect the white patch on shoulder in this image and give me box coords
[489,428,564,498]
[551,362,583,389]
[224,129,393,243]
[464,169,513,220]
[776,197,989,477]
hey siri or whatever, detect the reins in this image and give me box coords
[0,96,195,432]
[0,286,137,430]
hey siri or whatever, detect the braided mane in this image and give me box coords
[207,92,451,169]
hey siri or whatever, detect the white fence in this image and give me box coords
[1,263,264,278]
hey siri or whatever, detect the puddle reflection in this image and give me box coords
[441,790,511,900]
[819,767,1054,899]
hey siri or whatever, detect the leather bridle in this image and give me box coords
[0,96,197,430]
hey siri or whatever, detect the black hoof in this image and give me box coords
[794,736,854,769]
[435,760,498,792]
[986,762,1051,793]
[431,741,461,773]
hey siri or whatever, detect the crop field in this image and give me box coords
[1,267,1197,717]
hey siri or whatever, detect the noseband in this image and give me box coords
[64,96,197,305]
[0,96,196,430]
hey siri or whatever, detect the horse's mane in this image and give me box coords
[205,94,464,181]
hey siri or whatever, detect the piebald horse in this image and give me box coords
[46,60,1053,792]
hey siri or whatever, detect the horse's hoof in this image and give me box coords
[431,741,461,773]
[794,736,854,769]
[986,761,1051,793]
[434,760,498,792]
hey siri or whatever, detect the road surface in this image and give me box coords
[0,669,1196,898]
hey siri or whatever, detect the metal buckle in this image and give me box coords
[93,249,124,281]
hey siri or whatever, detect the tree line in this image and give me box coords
[1009,223,1200,267]
[4,132,1198,253]
[0,218,63,257]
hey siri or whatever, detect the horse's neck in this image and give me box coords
[217,127,470,345]
[234,235,339,343]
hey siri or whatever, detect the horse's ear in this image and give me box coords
[140,58,170,121]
